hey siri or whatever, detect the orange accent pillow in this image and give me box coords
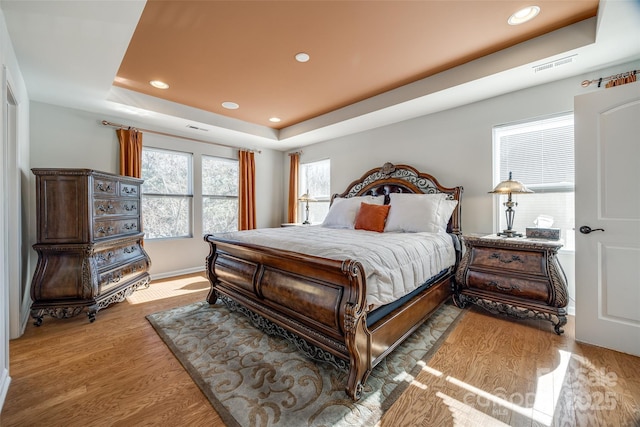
[354,203,391,232]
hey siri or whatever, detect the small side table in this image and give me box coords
[454,234,568,334]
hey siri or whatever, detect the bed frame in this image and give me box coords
[204,162,463,400]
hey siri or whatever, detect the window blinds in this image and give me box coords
[495,113,574,192]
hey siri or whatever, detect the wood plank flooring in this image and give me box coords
[2,273,639,426]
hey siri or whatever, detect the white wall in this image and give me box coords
[286,58,640,316]
[28,102,285,279]
[0,7,30,412]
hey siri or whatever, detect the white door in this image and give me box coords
[574,80,640,356]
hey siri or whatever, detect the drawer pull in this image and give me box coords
[97,226,114,234]
[123,223,137,230]
[123,204,137,211]
[124,246,137,254]
[97,204,114,213]
[122,187,137,195]
[108,272,122,284]
[96,183,113,192]
[97,251,115,262]
[487,280,520,292]
[490,253,523,264]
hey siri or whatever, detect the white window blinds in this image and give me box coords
[495,113,574,192]
[493,113,575,250]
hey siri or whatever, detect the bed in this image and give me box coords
[204,162,463,400]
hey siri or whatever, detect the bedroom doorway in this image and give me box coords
[574,80,640,356]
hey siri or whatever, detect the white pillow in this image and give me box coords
[322,196,384,229]
[384,193,457,233]
[436,200,458,233]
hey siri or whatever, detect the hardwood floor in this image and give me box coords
[2,273,639,426]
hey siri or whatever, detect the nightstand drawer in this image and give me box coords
[466,271,550,303]
[455,234,568,334]
[471,246,545,276]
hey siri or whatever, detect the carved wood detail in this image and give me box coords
[455,235,568,334]
[30,168,151,325]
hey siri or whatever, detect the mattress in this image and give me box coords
[213,226,456,310]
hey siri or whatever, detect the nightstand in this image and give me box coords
[454,234,568,334]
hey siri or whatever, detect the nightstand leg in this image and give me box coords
[554,315,567,335]
[452,293,468,308]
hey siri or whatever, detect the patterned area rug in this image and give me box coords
[147,300,464,427]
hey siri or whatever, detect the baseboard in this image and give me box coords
[0,368,11,412]
[150,266,205,282]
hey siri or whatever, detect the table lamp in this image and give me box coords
[489,172,533,237]
[299,190,316,224]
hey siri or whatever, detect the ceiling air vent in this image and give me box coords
[186,124,208,131]
[532,55,577,73]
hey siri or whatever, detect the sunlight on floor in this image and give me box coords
[435,391,511,427]
[416,350,573,426]
[126,274,210,304]
[531,349,572,424]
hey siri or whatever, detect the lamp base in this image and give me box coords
[497,229,522,238]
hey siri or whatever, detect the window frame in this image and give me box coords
[201,155,239,235]
[299,159,331,224]
[141,146,194,240]
[492,112,575,251]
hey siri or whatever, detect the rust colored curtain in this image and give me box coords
[238,150,256,230]
[116,128,143,178]
[287,153,299,223]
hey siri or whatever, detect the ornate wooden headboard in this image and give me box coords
[332,162,463,234]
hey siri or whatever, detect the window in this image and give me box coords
[202,156,238,234]
[141,147,193,239]
[493,113,575,250]
[299,159,330,224]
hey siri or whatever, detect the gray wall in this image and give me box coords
[285,58,640,315]
[28,102,285,278]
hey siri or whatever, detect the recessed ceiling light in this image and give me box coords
[508,6,540,25]
[269,117,281,123]
[295,52,310,63]
[149,80,169,89]
[222,101,239,110]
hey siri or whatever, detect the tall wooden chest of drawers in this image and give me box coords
[454,234,568,334]
[30,168,151,324]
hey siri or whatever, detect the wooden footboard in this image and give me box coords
[204,234,453,400]
[205,235,373,399]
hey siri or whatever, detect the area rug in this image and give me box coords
[147,300,464,427]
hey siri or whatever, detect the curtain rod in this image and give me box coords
[101,120,261,154]
[581,69,638,88]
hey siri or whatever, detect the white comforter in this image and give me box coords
[212,226,456,310]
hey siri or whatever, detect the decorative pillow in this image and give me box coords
[384,193,457,233]
[354,203,391,232]
[322,196,384,229]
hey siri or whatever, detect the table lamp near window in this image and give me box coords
[299,190,316,224]
[489,172,533,237]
